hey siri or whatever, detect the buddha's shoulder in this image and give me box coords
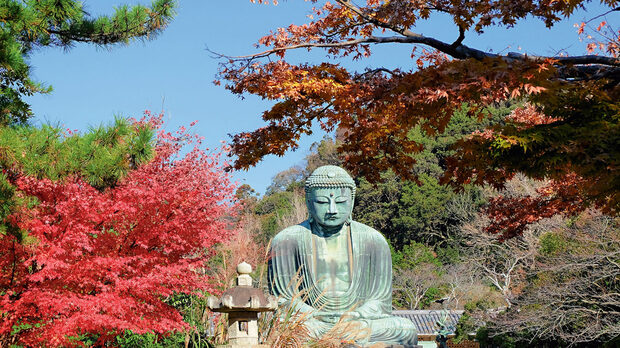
[271,220,311,244]
[350,221,389,244]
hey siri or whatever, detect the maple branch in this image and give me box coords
[334,0,492,59]
[506,52,620,66]
[219,0,620,70]
[557,64,620,82]
[585,6,620,24]
[451,25,466,48]
[336,0,414,36]
[224,35,494,60]
[361,67,396,76]
[227,34,620,68]
[324,20,366,38]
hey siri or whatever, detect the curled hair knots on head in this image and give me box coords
[304,165,356,200]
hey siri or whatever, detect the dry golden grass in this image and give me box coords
[307,319,371,348]
[259,275,371,348]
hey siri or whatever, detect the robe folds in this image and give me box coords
[268,220,417,345]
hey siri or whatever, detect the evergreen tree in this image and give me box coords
[0,115,156,251]
[0,0,176,124]
[354,105,507,248]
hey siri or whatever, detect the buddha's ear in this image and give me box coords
[347,189,355,222]
[349,197,355,221]
[305,194,315,222]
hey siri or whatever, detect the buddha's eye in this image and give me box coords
[335,198,348,203]
[315,198,329,204]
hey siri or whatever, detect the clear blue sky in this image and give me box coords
[24,1,611,194]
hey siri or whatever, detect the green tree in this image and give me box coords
[0,117,154,187]
[392,242,444,309]
[305,136,343,173]
[0,0,176,124]
[0,116,155,246]
[354,106,500,247]
[409,103,513,178]
[265,166,305,195]
[252,190,301,244]
[354,171,402,239]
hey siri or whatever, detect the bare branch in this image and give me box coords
[360,67,396,76]
[585,6,620,24]
[451,25,465,48]
[507,52,620,66]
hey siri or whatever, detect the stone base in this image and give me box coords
[343,344,423,348]
[219,344,420,348]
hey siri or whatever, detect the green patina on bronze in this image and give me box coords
[268,165,418,346]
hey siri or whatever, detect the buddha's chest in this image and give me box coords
[311,232,352,294]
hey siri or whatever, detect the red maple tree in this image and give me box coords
[0,114,238,346]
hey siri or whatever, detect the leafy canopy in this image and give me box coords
[220,0,619,237]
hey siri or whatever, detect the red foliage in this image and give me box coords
[505,103,560,128]
[224,58,554,183]
[0,114,238,346]
[485,173,585,240]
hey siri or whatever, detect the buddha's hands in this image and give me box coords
[341,311,362,321]
[354,300,392,320]
[313,311,349,323]
[313,311,361,323]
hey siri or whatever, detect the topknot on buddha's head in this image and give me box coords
[304,165,356,199]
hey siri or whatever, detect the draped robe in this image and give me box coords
[268,220,417,345]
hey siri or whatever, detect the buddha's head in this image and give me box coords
[305,165,356,229]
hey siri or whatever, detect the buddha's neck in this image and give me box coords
[311,221,347,238]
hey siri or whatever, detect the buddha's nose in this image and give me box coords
[328,199,337,214]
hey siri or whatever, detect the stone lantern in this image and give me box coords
[208,262,277,348]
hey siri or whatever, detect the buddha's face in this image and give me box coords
[307,187,353,228]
